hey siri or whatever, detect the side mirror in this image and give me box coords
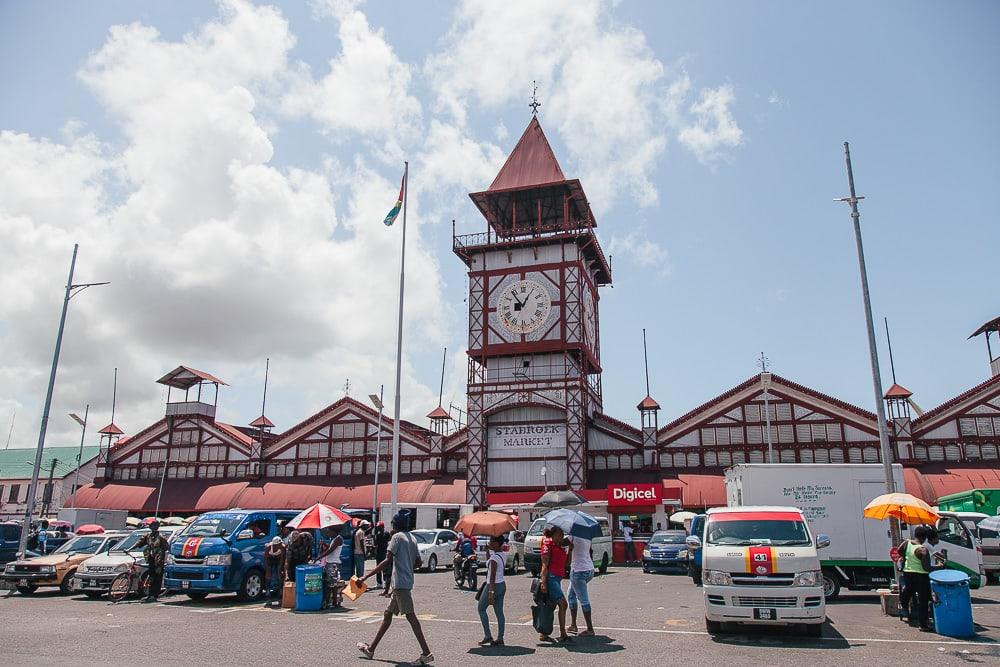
[236,529,254,541]
[685,535,702,550]
[816,534,831,549]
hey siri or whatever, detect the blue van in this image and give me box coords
[164,510,299,601]
[686,514,706,585]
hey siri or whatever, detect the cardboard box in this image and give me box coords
[878,589,900,616]
[282,581,296,609]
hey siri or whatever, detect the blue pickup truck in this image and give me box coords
[164,510,300,601]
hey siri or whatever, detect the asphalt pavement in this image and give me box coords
[1,566,998,665]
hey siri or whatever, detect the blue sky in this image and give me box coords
[1,1,997,447]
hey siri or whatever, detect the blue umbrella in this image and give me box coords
[543,508,602,540]
[977,516,1000,533]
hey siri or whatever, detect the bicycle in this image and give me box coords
[109,553,148,603]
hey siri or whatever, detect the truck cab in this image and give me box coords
[164,510,298,601]
[687,506,828,637]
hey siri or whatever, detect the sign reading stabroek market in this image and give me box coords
[487,423,566,456]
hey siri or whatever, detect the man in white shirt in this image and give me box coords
[566,535,596,636]
[622,523,636,565]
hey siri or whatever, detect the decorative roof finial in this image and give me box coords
[757,351,770,373]
[529,80,541,116]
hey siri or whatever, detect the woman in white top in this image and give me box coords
[566,535,595,636]
[477,534,507,646]
[317,528,344,608]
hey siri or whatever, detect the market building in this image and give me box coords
[70,118,1000,559]
[0,446,101,521]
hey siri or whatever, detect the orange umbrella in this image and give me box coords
[863,492,939,525]
[455,511,517,537]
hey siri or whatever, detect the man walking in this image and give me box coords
[357,511,434,665]
[622,522,636,565]
[373,522,390,588]
[136,520,168,602]
[354,522,367,579]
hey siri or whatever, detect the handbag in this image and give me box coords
[474,583,487,601]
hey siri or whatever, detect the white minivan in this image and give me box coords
[687,506,828,637]
[524,515,613,576]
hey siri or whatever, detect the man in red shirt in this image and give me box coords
[539,525,571,642]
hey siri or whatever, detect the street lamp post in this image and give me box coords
[369,387,385,523]
[837,143,900,549]
[18,244,108,556]
[68,406,89,509]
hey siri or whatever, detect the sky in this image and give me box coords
[1,0,998,450]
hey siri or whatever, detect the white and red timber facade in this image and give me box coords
[73,119,1000,516]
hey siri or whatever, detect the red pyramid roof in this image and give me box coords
[426,405,450,420]
[249,415,275,428]
[488,116,566,191]
[98,422,124,435]
[884,383,913,399]
[637,395,661,411]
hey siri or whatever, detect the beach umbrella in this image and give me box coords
[669,511,697,524]
[977,516,1000,533]
[75,524,105,535]
[543,508,602,540]
[534,489,588,508]
[287,503,352,530]
[125,517,141,528]
[863,492,939,525]
[455,511,517,537]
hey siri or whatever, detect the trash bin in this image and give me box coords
[929,570,974,638]
[295,564,324,612]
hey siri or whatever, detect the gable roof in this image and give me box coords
[487,116,566,191]
[156,365,227,389]
[912,373,1000,430]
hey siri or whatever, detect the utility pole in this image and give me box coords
[41,458,58,517]
[758,353,774,463]
[69,405,89,509]
[19,245,108,556]
[837,142,899,548]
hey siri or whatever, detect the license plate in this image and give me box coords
[18,579,28,586]
[181,580,190,589]
[753,608,776,620]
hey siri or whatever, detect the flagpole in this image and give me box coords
[389,162,408,518]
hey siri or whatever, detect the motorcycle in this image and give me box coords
[453,553,478,590]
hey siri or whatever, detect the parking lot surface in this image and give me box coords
[2,567,998,665]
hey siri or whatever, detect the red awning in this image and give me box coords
[905,465,1000,504]
[70,484,158,512]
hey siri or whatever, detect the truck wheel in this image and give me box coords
[59,570,78,595]
[186,592,209,601]
[821,572,841,601]
[705,618,723,634]
[803,623,823,638]
[237,569,264,602]
[16,585,38,595]
[598,553,609,574]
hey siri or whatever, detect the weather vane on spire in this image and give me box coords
[529,80,541,116]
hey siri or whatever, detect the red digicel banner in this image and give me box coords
[607,483,660,508]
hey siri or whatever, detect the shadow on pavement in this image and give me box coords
[709,621,850,650]
[468,645,535,657]
[535,634,625,654]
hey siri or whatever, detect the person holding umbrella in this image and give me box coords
[454,511,517,648]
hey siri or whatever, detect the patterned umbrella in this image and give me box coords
[286,503,353,529]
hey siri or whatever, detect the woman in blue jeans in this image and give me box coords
[566,535,595,635]
[539,526,571,642]
[477,535,507,646]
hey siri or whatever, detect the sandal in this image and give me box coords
[567,625,578,634]
[558,635,574,643]
[578,630,595,637]
[356,642,374,659]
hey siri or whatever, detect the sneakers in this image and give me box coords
[411,654,434,665]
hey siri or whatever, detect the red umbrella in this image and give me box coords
[286,503,352,530]
[75,524,105,535]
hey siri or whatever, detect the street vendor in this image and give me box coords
[136,520,169,602]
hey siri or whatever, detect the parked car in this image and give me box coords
[1,532,127,595]
[74,526,180,598]
[473,530,524,574]
[642,530,689,573]
[1,522,21,566]
[410,528,458,572]
[524,515,613,576]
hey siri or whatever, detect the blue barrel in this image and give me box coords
[295,564,324,612]
[929,570,974,638]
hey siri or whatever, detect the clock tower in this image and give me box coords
[453,116,612,507]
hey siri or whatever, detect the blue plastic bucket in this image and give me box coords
[929,570,974,638]
[295,564,324,612]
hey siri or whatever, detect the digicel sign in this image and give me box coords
[607,483,660,508]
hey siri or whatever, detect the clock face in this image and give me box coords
[583,290,596,346]
[497,279,552,334]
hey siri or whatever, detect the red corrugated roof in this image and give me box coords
[488,117,566,191]
[912,373,1000,428]
[426,406,450,420]
[249,415,275,428]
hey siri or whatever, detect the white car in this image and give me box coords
[410,529,458,572]
[75,527,179,598]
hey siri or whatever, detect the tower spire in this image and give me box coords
[529,80,541,116]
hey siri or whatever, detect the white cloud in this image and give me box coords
[0,0,446,446]
[608,230,670,276]
[678,84,744,164]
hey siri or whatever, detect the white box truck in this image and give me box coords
[725,463,983,599]
[56,508,128,532]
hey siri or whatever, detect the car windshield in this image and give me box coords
[649,533,686,544]
[185,514,244,538]
[111,530,175,552]
[411,530,433,544]
[527,520,546,537]
[54,535,108,555]
[706,519,811,546]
